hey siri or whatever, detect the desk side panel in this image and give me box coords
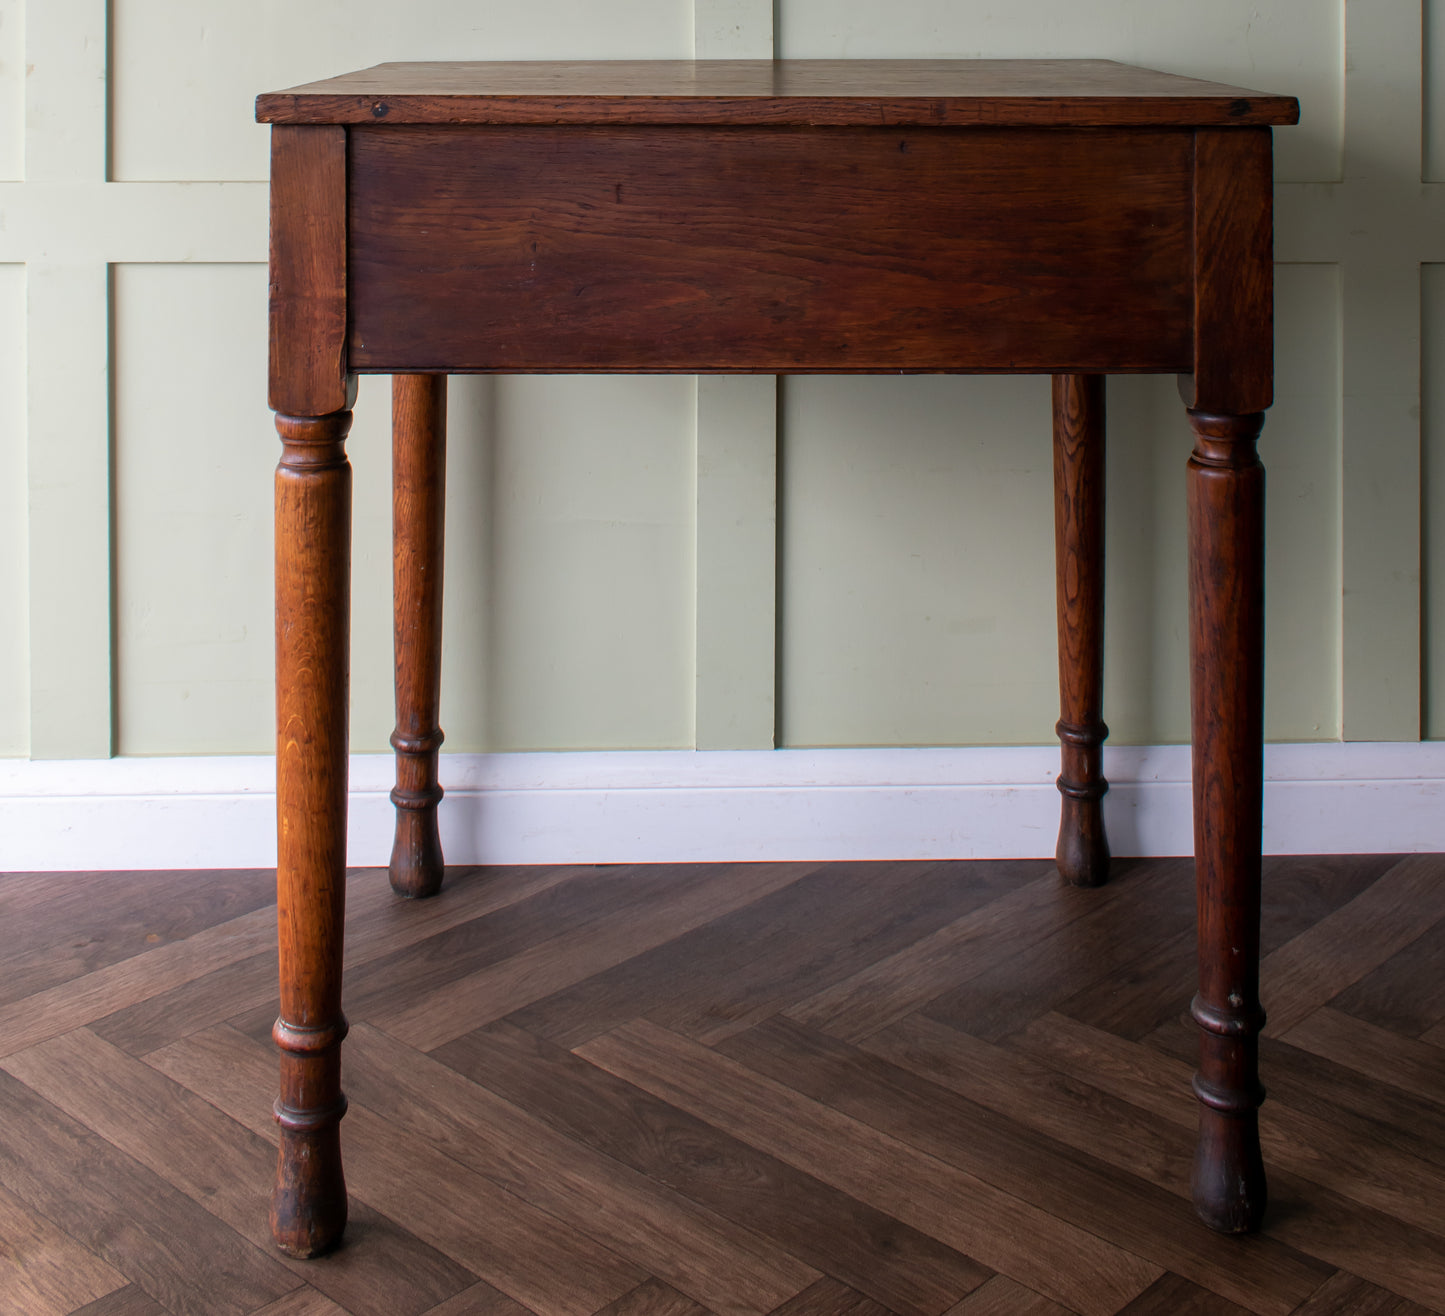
[269,125,351,415]
[347,125,1192,374]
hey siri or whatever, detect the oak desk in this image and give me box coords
[257,60,1299,1258]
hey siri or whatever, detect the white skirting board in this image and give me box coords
[2,743,1444,872]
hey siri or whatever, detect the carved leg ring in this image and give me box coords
[272,410,353,1257]
[1052,374,1110,887]
[390,375,448,899]
[1186,408,1268,1233]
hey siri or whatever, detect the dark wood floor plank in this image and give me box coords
[90,864,587,1058]
[1144,1011,1445,1174]
[593,1277,715,1316]
[70,1286,171,1316]
[0,904,276,1058]
[575,1019,1162,1316]
[507,860,1031,1048]
[1116,1273,1252,1314]
[1010,1013,1445,1310]
[343,1021,818,1316]
[432,1020,987,1316]
[1053,925,1197,1042]
[249,1289,353,1315]
[12,857,1445,1316]
[1256,856,1405,954]
[1331,916,1445,1038]
[0,1178,128,1314]
[1281,1008,1445,1109]
[373,863,816,1052]
[2,1026,474,1316]
[341,865,719,1026]
[0,1069,301,1316]
[1053,856,1395,1044]
[1015,1011,1445,1233]
[722,1016,1323,1316]
[147,1023,646,1316]
[93,946,278,1057]
[781,864,1097,1043]
[942,1276,1074,1315]
[418,1281,537,1316]
[1260,854,1445,1037]
[764,1277,894,1316]
[0,868,275,1008]
[1289,1271,1439,1314]
[921,859,1198,1042]
[866,1011,1192,1196]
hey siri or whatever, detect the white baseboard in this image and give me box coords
[2,743,1443,872]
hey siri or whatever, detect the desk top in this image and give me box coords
[256,59,1299,129]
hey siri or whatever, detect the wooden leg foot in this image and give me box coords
[1191,1005,1267,1233]
[1055,721,1110,888]
[271,1066,349,1258]
[389,731,444,899]
[1052,374,1110,887]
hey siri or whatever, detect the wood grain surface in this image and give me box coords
[1185,408,1268,1234]
[346,125,1192,375]
[256,60,1300,128]
[272,409,355,1258]
[2,856,1442,1314]
[267,127,351,416]
[1051,374,1110,887]
[388,375,448,900]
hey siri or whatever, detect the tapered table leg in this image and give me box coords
[1052,374,1110,887]
[389,375,448,899]
[1186,407,1268,1234]
[272,409,352,1258]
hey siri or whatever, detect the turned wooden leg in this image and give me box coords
[1052,374,1110,887]
[272,409,352,1257]
[1186,408,1267,1234]
[390,375,448,899]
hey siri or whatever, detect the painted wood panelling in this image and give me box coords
[113,264,275,755]
[0,0,20,181]
[5,0,1437,763]
[109,0,694,181]
[1425,264,1445,737]
[1426,0,1445,181]
[420,375,697,753]
[113,266,696,754]
[0,265,25,756]
[778,266,1341,747]
[776,0,1342,183]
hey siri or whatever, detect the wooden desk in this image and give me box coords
[258,60,1298,1258]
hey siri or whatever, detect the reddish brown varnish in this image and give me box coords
[255,59,1301,129]
[272,409,351,1258]
[390,375,448,899]
[1186,408,1267,1233]
[1180,127,1274,1234]
[1052,375,1109,888]
[347,126,1193,375]
[268,118,353,1261]
[262,60,1295,1254]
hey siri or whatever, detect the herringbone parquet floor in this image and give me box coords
[3,855,1444,1315]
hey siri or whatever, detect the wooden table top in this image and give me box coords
[256,59,1300,128]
